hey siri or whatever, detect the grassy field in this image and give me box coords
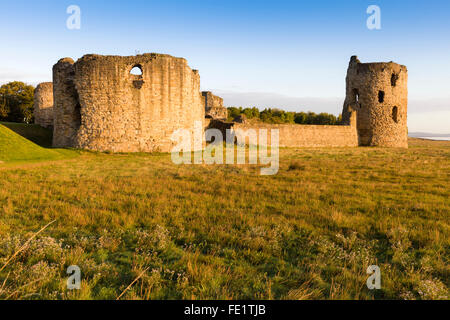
[0,124,448,300]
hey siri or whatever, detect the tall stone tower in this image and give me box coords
[342,56,408,148]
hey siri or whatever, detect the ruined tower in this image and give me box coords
[33,82,54,129]
[52,53,204,152]
[202,91,227,120]
[342,56,408,148]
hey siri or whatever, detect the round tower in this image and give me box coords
[342,56,408,148]
[52,54,204,152]
[33,82,54,129]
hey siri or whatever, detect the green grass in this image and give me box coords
[0,122,78,163]
[0,137,448,300]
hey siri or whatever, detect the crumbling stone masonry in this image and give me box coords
[52,53,204,152]
[342,56,408,148]
[33,82,54,128]
[202,91,228,120]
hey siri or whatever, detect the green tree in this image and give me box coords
[243,107,259,119]
[0,81,35,123]
[227,106,342,126]
[294,112,307,124]
[227,107,243,121]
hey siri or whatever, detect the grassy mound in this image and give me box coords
[0,123,75,162]
[1,122,53,147]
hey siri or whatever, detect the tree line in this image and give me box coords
[227,107,342,125]
[0,81,35,123]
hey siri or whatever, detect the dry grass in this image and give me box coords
[0,138,448,300]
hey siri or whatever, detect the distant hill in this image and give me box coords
[0,123,75,162]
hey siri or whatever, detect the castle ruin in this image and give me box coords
[342,56,408,148]
[34,54,408,151]
[206,56,408,148]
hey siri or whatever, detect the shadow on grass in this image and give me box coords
[1,122,53,147]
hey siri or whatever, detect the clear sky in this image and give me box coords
[0,0,449,133]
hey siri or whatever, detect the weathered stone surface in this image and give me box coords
[53,58,79,147]
[53,53,204,152]
[202,91,227,120]
[33,82,54,128]
[342,56,408,148]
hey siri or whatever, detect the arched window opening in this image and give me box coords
[392,106,399,123]
[378,91,385,103]
[75,103,81,125]
[352,88,359,103]
[73,89,82,128]
[130,65,143,76]
[391,73,399,87]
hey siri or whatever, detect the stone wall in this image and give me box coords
[33,82,54,128]
[53,53,204,152]
[342,56,408,148]
[202,91,227,120]
[209,112,358,147]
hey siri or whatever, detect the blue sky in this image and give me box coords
[0,0,449,132]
